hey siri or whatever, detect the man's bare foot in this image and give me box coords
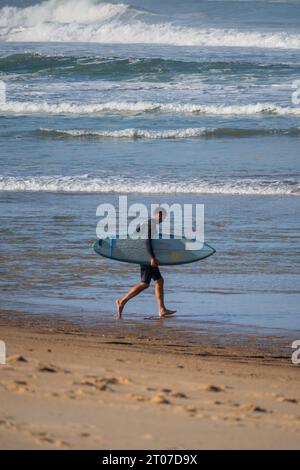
[159,308,176,318]
[116,299,125,319]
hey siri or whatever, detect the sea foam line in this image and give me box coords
[38,127,300,139]
[1,101,300,116]
[0,176,299,196]
[39,127,215,139]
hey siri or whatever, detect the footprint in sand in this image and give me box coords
[128,393,148,402]
[170,391,188,399]
[83,375,130,385]
[0,418,18,431]
[151,393,171,405]
[127,392,171,405]
[38,364,58,373]
[14,380,28,385]
[38,363,70,374]
[183,405,197,416]
[102,376,130,385]
[7,355,28,363]
[277,397,300,404]
[77,380,111,392]
[200,384,226,393]
[0,379,33,395]
[239,403,268,413]
[12,385,30,394]
[75,375,130,393]
[38,436,70,447]
[160,388,188,399]
[68,389,87,400]
[28,429,70,447]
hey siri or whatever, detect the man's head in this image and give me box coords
[152,206,167,224]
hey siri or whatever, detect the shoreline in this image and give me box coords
[0,308,296,359]
[1,310,300,449]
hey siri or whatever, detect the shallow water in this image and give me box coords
[0,192,299,335]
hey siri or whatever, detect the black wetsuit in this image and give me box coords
[137,219,162,285]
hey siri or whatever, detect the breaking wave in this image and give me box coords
[0,175,299,195]
[2,100,300,116]
[38,127,300,139]
[1,0,300,49]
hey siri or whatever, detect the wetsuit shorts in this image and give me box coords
[140,265,162,285]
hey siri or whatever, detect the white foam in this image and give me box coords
[1,0,300,49]
[2,100,300,116]
[39,127,216,139]
[39,126,300,139]
[0,0,128,27]
[0,175,299,196]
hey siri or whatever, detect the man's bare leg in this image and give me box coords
[116,282,149,319]
[155,278,176,318]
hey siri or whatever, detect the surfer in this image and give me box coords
[116,208,176,319]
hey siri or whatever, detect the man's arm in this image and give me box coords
[137,219,158,266]
[146,219,155,259]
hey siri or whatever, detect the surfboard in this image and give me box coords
[93,235,215,266]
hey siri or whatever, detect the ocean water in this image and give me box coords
[0,0,300,336]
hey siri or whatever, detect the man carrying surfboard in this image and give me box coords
[116,208,176,319]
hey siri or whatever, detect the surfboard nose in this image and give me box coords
[93,239,102,254]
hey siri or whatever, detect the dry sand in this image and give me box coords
[0,310,299,450]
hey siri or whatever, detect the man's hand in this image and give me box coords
[150,257,159,268]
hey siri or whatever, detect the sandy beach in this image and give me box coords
[1,0,300,454]
[0,310,299,450]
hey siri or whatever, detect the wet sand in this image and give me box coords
[0,310,299,450]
